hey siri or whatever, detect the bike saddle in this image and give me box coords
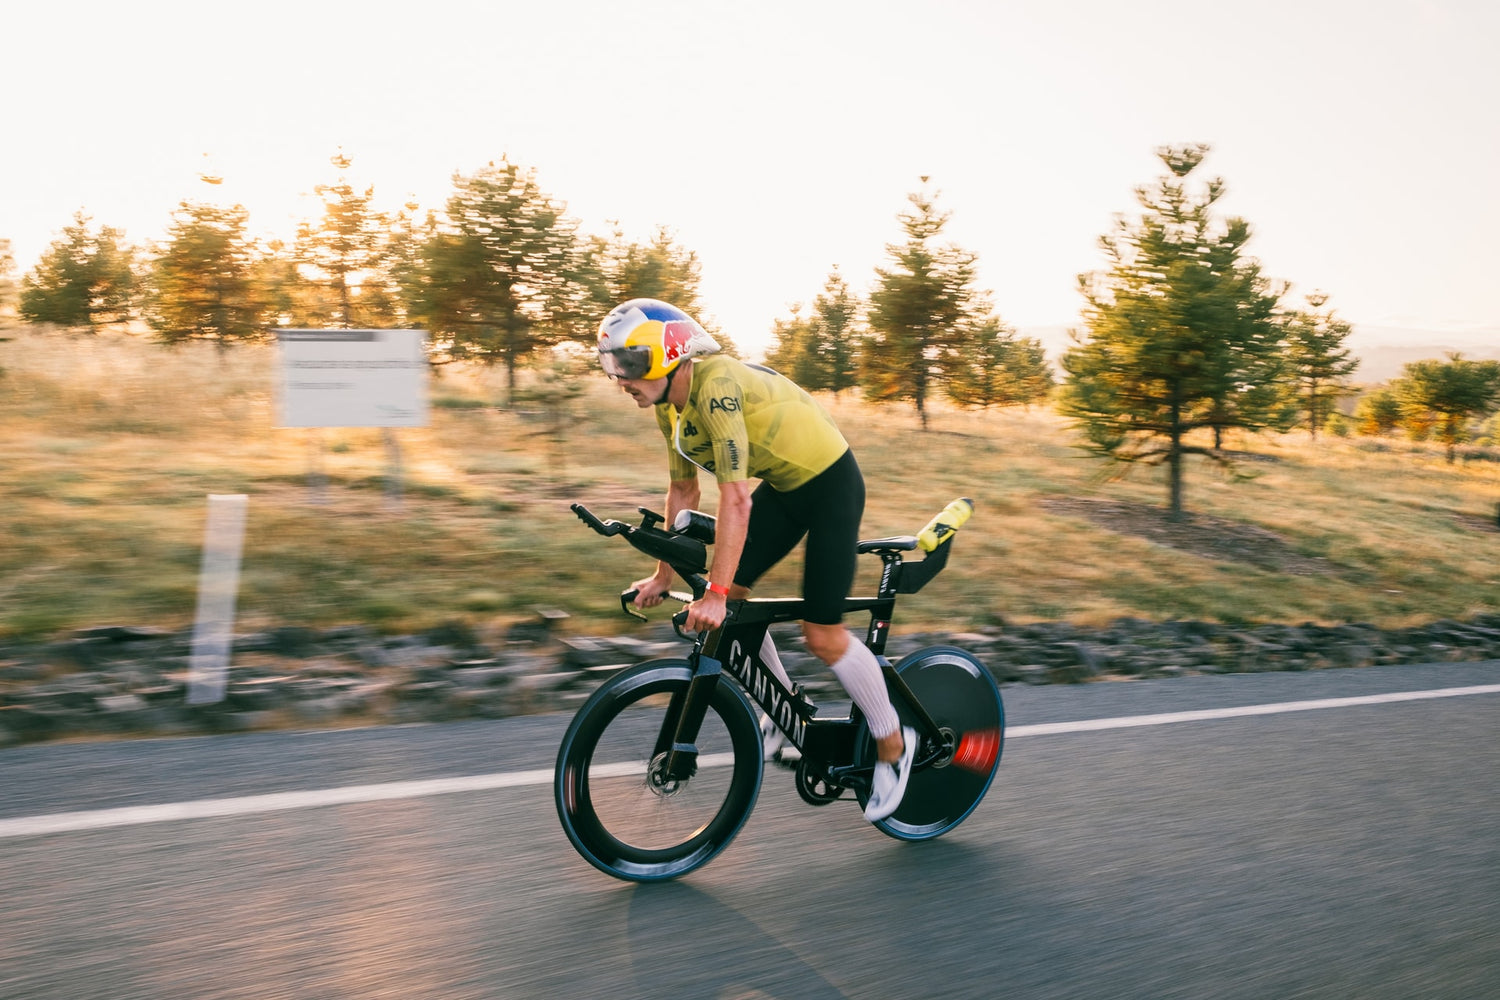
[857,535,919,553]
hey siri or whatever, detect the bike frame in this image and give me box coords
[568,500,968,793]
[656,546,947,790]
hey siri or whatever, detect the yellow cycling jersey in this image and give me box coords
[654,355,849,491]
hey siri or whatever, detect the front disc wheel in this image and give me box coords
[554,659,763,881]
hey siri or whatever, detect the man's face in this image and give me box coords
[616,374,668,408]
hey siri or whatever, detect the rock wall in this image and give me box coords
[3,613,1499,747]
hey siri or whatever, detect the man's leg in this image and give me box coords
[802,622,903,763]
[726,583,800,760]
[789,452,906,765]
[805,620,915,821]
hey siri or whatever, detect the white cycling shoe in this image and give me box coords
[863,725,917,823]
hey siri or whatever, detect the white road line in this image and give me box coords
[1006,684,1500,737]
[3,684,1497,840]
[0,770,553,839]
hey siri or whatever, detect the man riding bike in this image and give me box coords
[596,297,916,822]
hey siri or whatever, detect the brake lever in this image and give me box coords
[619,588,647,621]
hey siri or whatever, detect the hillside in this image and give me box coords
[0,326,1497,643]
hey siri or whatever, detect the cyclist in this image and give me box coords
[596,297,916,822]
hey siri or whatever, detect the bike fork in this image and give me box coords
[653,650,724,783]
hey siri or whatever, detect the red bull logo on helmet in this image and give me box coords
[661,320,695,363]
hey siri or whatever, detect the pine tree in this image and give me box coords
[1395,354,1500,462]
[763,306,819,386]
[576,225,733,355]
[409,158,584,392]
[291,152,399,328]
[144,189,269,349]
[1282,291,1359,439]
[19,213,136,329]
[865,180,987,428]
[1354,387,1403,437]
[946,313,1053,409]
[1060,145,1286,518]
[765,269,862,393]
[808,269,861,395]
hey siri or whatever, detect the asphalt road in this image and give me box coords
[2,661,1497,1000]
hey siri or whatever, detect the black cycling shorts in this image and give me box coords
[732,449,864,625]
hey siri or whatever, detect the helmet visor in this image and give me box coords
[600,345,654,380]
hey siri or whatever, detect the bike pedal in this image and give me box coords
[770,748,802,771]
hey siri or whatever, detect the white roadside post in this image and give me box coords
[186,494,249,706]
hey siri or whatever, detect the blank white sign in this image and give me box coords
[277,329,428,428]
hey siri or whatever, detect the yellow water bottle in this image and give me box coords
[917,497,975,552]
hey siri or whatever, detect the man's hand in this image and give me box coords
[628,571,674,608]
[684,590,728,633]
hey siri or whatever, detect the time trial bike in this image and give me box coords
[554,498,1005,882]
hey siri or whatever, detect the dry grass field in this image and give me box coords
[2,325,1497,641]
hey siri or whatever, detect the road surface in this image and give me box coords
[2,661,1497,999]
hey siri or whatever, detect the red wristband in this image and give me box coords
[707,582,730,597]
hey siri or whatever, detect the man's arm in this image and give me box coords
[665,476,702,530]
[683,478,752,633]
[629,476,700,608]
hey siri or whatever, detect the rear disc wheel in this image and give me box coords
[859,646,1004,841]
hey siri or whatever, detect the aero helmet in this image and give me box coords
[597,299,719,381]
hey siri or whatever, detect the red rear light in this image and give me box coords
[952,728,1000,774]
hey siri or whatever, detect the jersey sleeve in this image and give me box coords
[655,402,698,481]
[695,372,751,483]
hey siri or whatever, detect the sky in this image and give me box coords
[3,0,1497,360]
